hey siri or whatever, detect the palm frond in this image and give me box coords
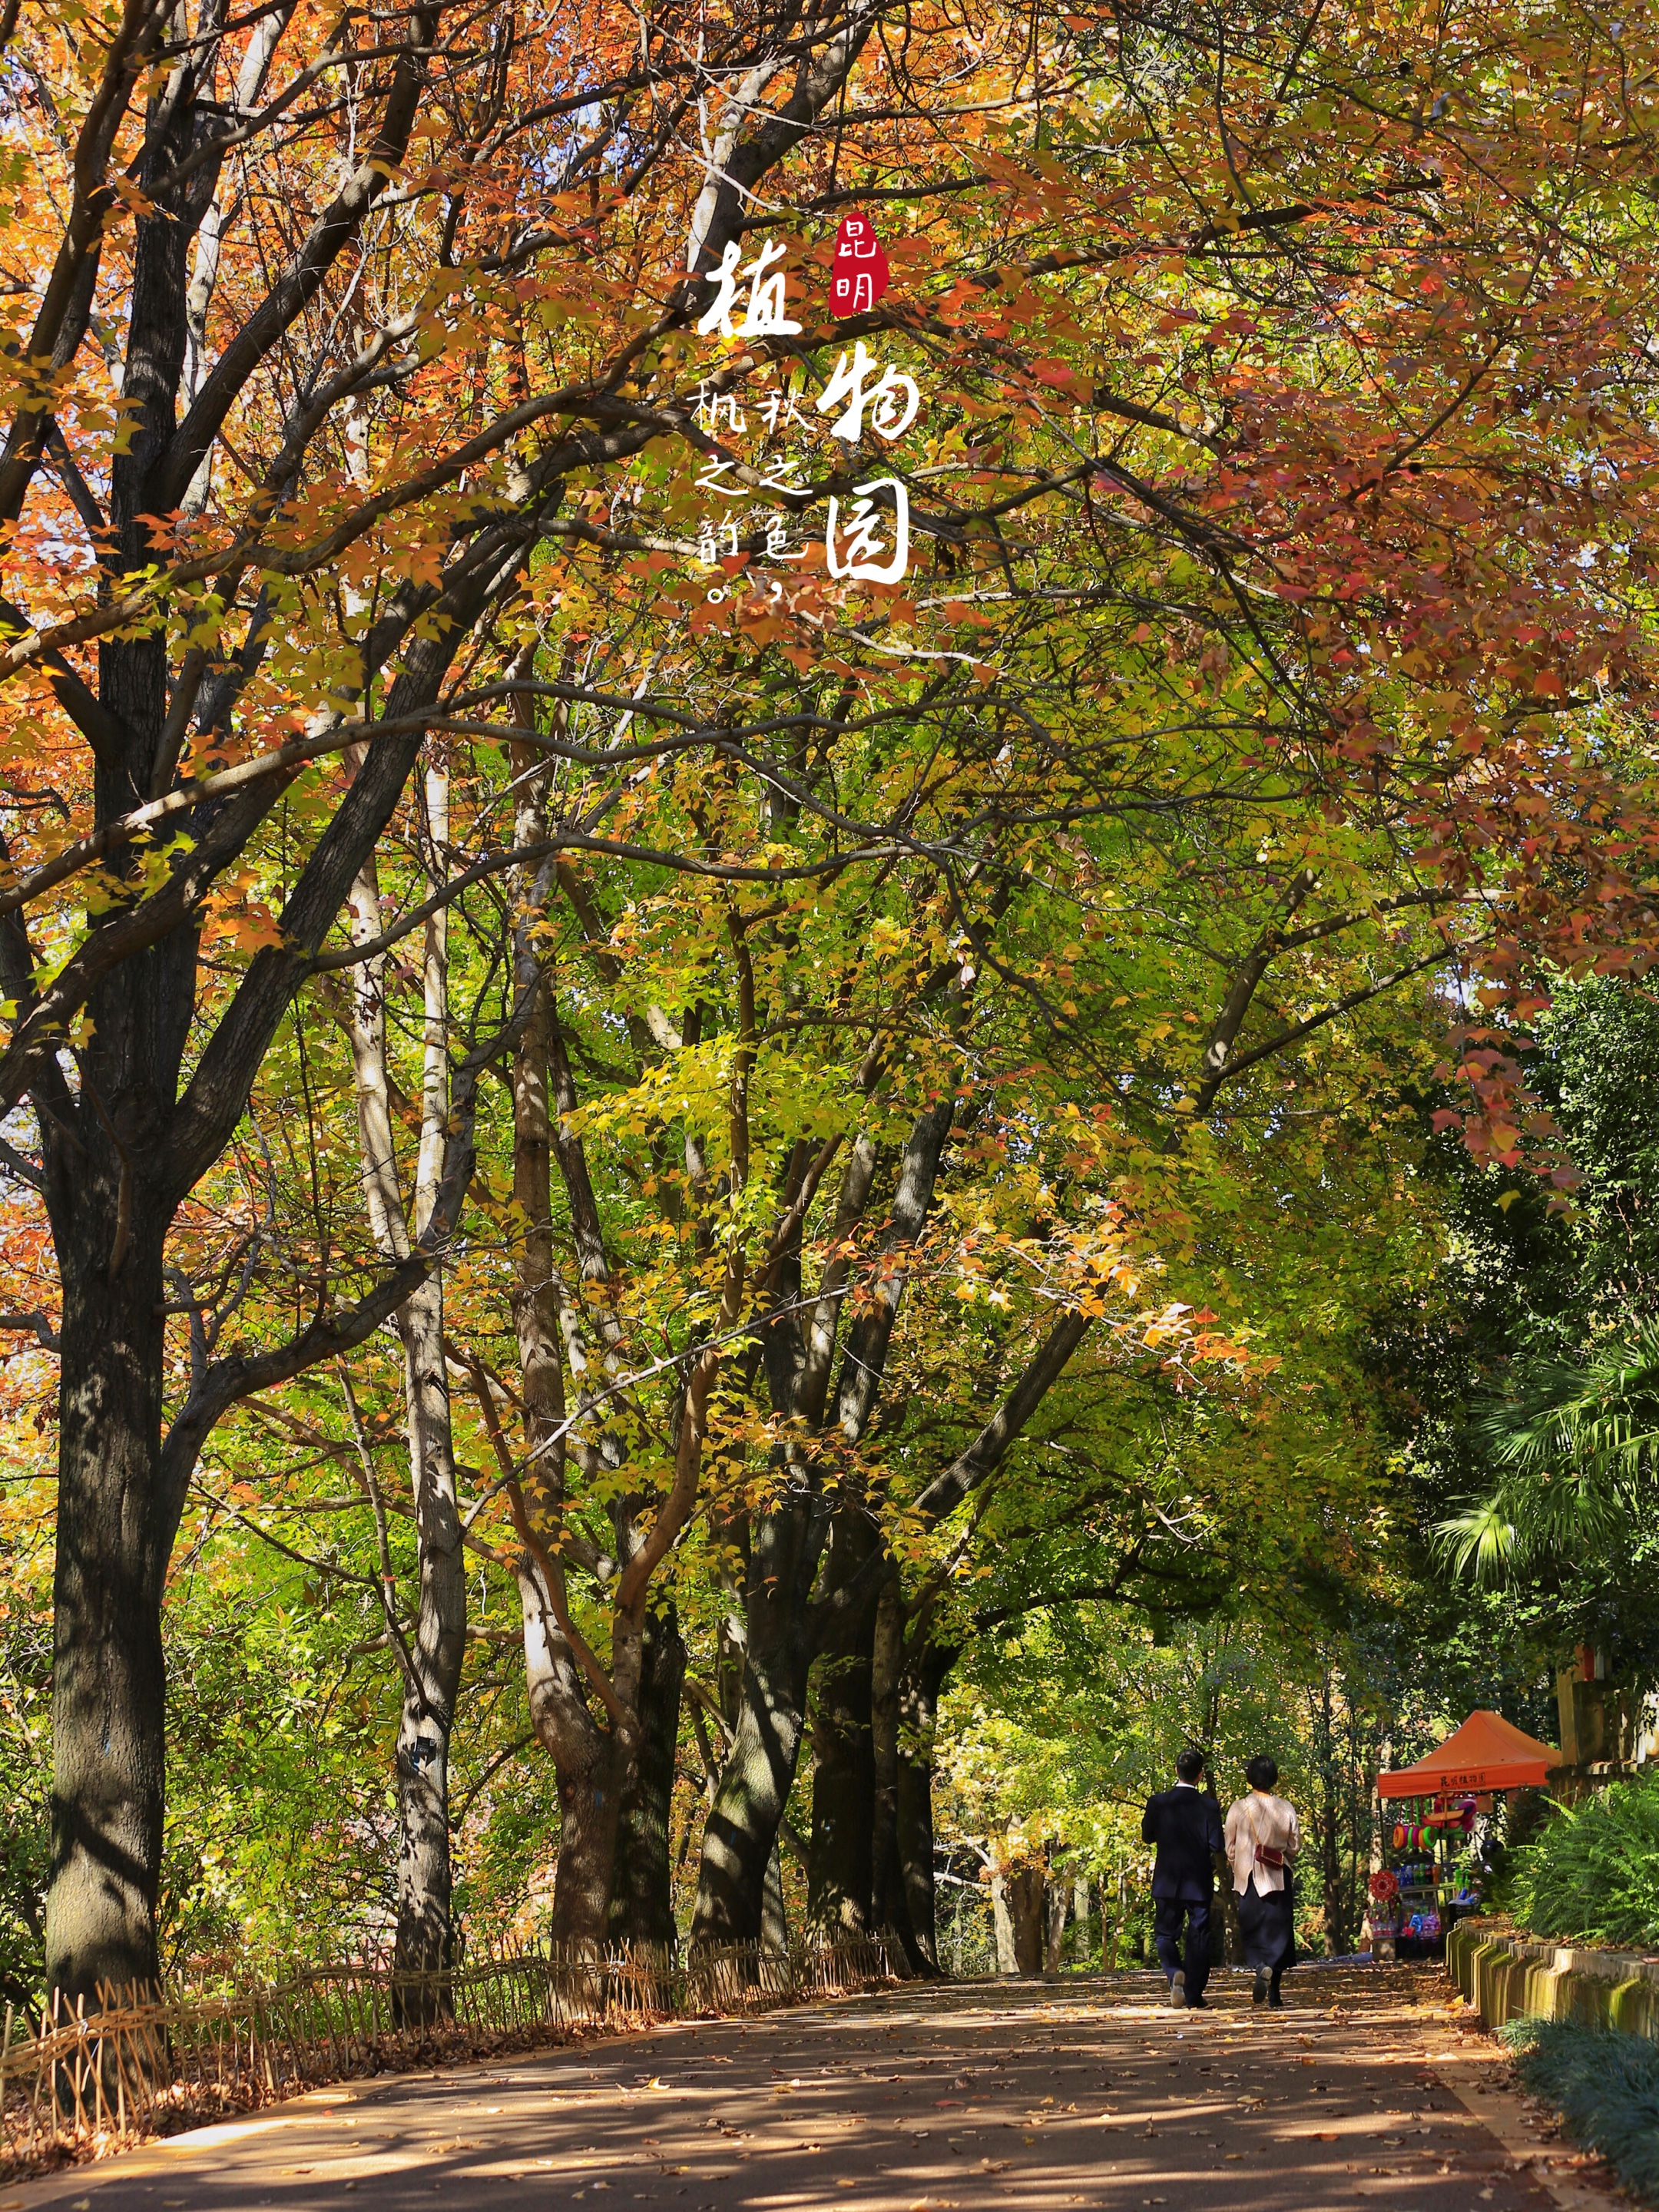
[1444,1320,1659,1581]
[1435,1500,1517,1580]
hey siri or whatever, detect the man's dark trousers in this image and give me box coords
[1153,1896,1211,2001]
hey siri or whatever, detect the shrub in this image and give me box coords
[1500,2019,1659,2206]
[1508,1772,1659,1949]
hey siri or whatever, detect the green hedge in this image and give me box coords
[1501,2018,1659,2205]
[1508,1772,1659,1950]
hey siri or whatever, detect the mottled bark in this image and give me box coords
[869,1578,904,1940]
[693,1619,815,1943]
[993,1865,1044,1975]
[1045,1881,1068,1972]
[45,1212,175,2006]
[518,1561,621,1949]
[896,1641,953,1971]
[806,1532,880,1936]
[388,1263,465,2005]
[762,1843,789,1950]
[694,1105,950,1942]
[608,1608,687,1950]
[346,812,466,2008]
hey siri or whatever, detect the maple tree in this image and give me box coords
[0,0,972,2003]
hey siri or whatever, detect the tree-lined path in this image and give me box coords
[21,1970,1587,2212]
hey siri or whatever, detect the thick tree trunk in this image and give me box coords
[36,2,215,2010]
[518,1561,620,1951]
[895,1642,954,1971]
[44,1217,174,2006]
[806,1569,879,1936]
[694,1107,948,1945]
[992,1864,1045,1975]
[554,1760,627,1952]
[869,1578,906,1942]
[692,1642,813,1943]
[505,936,628,1952]
[691,1500,820,1944]
[608,1607,686,1950]
[992,1874,1017,1974]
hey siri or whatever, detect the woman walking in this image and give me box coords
[1225,1755,1300,2006]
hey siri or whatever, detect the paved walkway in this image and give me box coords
[16,1965,1608,2212]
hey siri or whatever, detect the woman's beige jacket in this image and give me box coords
[1223,1790,1300,1896]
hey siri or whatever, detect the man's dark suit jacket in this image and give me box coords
[1141,1785,1226,1902]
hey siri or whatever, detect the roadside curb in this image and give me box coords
[1448,1922,1659,2039]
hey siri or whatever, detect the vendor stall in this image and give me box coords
[1367,1710,1560,1959]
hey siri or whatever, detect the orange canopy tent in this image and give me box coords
[1378,1709,1561,1800]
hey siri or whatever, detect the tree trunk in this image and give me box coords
[694,1107,947,1945]
[505,934,629,1952]
[389,1267,466,2010]
[608,1607,686,1950]
[1313,1673,1348,1955]
[554,1759,627,1952]
[346,816,466,2010]
[44,1214,174,2006]
[1013,1866,1046,1972]
[692,1640,813,1943]
[806,1569,879,1936]
[992,1864,1044,1975]
[691,1499,820,1944]
[895,1641,954,1971]
[762,1843,789,1950]
[1045,1878,1068,1971]
[517,1558,621,1951]
[1321,1800,1346,1955]
[869,1578,906,1942]
[38,13,215,2008]
[992,1874,1017,1975]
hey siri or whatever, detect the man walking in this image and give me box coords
[1141,1747,1225,2008]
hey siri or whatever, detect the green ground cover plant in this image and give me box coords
[1500,2019,1659,2207]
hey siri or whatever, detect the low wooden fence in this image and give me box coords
[0,1933,896,2176]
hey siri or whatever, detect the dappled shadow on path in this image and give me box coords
[19,1965,1571,2211]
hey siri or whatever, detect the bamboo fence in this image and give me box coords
[0,1932,897,2176]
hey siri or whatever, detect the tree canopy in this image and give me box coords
[2,0,1659,2005]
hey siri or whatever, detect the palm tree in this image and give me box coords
[1439,1322,1659,1578]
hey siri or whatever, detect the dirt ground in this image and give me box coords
[8,1964,1620,2212]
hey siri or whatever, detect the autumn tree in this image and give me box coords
[0,0,951,2004]
[9,0,1659,2005]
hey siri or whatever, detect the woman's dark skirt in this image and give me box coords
[1236,1876,1296,1972]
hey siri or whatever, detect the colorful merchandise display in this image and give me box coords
[1368,1710,1560,1959]
[1366,1811,1471,1955]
